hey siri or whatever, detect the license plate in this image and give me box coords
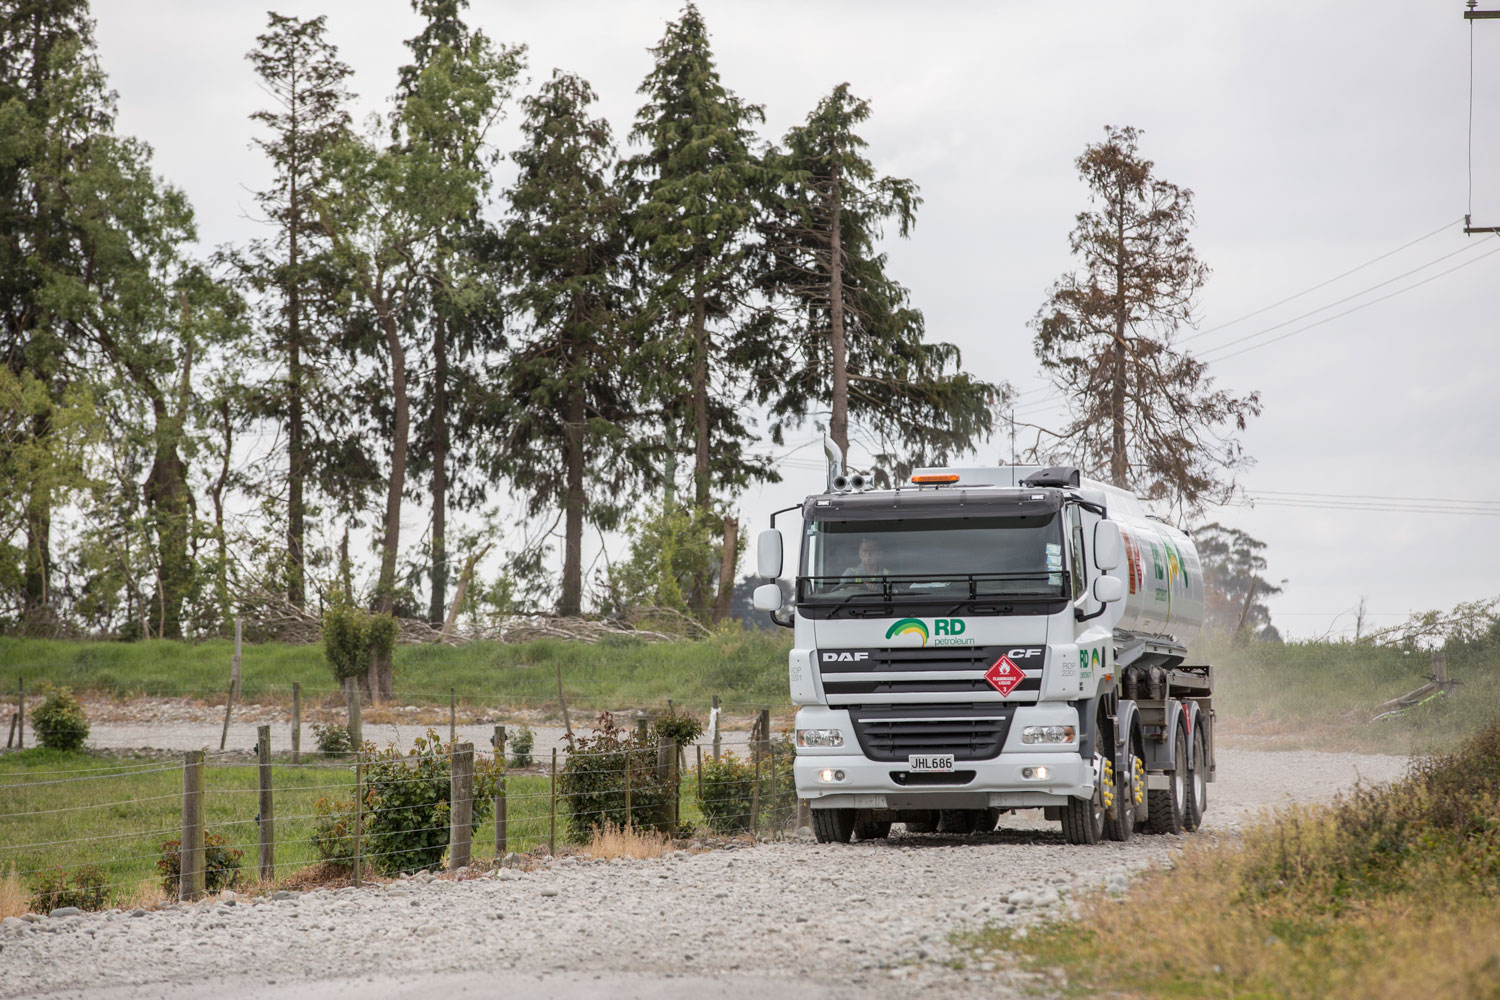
[908,753,955,772]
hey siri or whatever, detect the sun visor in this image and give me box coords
[804,490,1061,521]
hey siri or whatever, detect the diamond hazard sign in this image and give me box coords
[984,655,1025,696]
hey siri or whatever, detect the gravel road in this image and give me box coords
[1,747,1409,1000]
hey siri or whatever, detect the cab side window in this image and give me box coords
[1066,506,1087,600]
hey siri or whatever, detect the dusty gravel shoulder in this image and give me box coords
[0,747,1408,1000]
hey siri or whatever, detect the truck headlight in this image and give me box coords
[818,768,848,783]
[796,728,844,748]
[1021,725,1075,744]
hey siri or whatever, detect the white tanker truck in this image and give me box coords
[751,464,1213,844]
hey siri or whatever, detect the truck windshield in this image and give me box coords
[799,514,1066,602]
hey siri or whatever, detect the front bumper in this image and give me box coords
[795,751,1094,811]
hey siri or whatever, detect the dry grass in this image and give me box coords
[113,879,166,911]
[0,864,26,918]
[582,822,671,861]
[964,718,1500,999]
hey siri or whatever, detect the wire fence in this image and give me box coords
[0,721,802,914]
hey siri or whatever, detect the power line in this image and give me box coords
[1201,239,1500,363]
[1192,237,1492,357]
[1252,488,1500,506]
[1183,216,1463,342]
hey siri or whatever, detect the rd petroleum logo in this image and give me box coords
[884,618,972,647]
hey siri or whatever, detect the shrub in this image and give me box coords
[558,712,676,842]
[310,797,359,867]
[31,685,88,751]
[321,602,399,683]
[312,722,353,755]
[27,865,107,912]
[361,730,498,874]
[696,737,797,835]
[653,709,704,749]
[509,725,535,768]
[698,751,754,833]
[157,834,242,895]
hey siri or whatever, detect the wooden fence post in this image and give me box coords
[711,694,721,762]
[6,712,15,749]
[449,687,456,744]
[625,752,633,829]
[696,744,703,805]
[449,742,473,871]
[548,746,558,856]
[758,708,771,763]
[352,752,363,889]
[751,752,761,841]
[180,750,205,901]
[493,725,507,858]
[666,737,680,838]
[257,724,274,883]
[346,678,362,749]
[219,619,242,751]
[15,677,22,749]
[291,682,301,765]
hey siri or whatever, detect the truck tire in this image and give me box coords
[1147,719,1189,834]
[1185,724,1208,831]
[1062,786,1105,845]
[854,811,893,841]
[1103,749,1135,843]
[811,807,856,844]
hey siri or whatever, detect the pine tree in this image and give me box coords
[239,11,356,610]
[1032,125,1260,513]
[1195,522,1282,640]
[626,3,774,509]
[395,0,522,626]
[758,83,1003,478]
[0,1,225,635]
[314,35,517,695]
[0,0,104,625]
[492,71,644,617]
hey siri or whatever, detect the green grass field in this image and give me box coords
[1,628,1495,751]
[1199,633,1500,753]
[0,745,742,911]
[0,631,794,716]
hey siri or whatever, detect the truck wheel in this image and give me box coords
[1129,746,1149,833]
[811,808,855,844]
[1061,768,1105,845]
[1062,791,1104,845]
[854,812,893,841]
[1185,724,1208,831]
[1103,750,1134,843]
[1147,719,1189,834]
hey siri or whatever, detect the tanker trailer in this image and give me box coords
[750,464,1214,844]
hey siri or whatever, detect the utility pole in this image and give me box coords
[1465,4,1500,233]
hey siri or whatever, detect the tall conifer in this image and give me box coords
[626,3,774,509]
[240,12,356,609]
[492,71,643,616]
[759,84,1002,477]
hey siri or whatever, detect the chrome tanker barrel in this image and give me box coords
[1106,512,1205,646]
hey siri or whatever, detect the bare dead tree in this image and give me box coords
[1030,125,1260,517]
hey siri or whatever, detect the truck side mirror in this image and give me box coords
[752,583,784,612]
[1093,575,1124,604]
[1093,521,1122,571]
[756,529,783,579]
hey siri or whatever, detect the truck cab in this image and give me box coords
[753,464,1214,844]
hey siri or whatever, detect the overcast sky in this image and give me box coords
[87,0,1500,638]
